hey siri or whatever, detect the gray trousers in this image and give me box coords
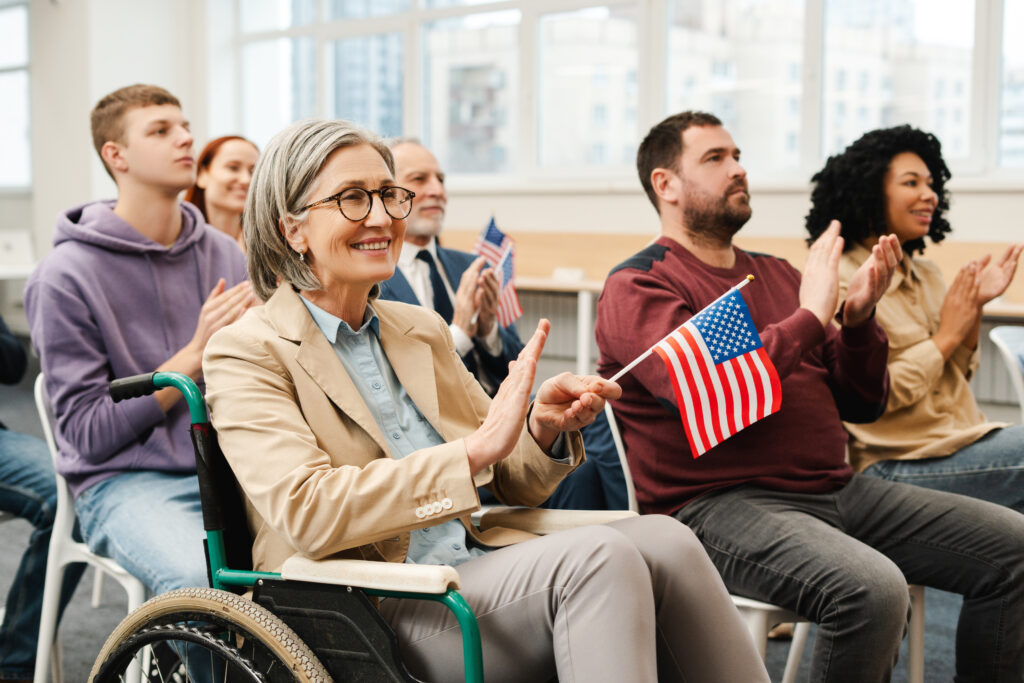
[380,515,770,683]
[676,474,1024,683]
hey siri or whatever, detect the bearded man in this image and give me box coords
[594,111,1024,683]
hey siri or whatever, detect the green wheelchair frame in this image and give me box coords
[91,370,484,682]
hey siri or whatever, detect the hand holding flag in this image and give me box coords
[472,218,523,327]
[612,276,781,457]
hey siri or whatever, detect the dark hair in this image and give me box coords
[184,135,258,220]
[805,125,951,255]
[90,84,181,180]
[636,111,722,213]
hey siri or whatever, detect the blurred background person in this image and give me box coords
[185,135,258,250]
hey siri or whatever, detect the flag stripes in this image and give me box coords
[472,218,523,327]
[652,289,781,457]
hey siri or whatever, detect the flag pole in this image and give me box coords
[608,275,754,383]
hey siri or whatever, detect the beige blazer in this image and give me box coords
[203,284,583,572]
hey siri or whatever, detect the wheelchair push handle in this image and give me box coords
[109,372,158,402]
[109,371,208,423]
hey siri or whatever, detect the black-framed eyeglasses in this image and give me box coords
[300,186,416,222]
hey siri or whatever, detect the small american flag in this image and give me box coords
[473,219,522,327]
[493,246,523,327]
[653,289,781,457]
[473,217,512,264]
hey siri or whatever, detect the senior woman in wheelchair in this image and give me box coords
[202,118,769,683]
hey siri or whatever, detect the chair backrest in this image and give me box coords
[33,375,59,466]
[33,375,77,519]
[189,420,256,578]
[988,325,1024,423]
[602,402,638,513]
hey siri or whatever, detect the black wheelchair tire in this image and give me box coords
[89,586,332,683]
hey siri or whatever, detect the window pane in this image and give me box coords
[327,0,410,20]
[0,71,30,187]
[539,6,638,169]
[424,0,509,7]
[241,38,316,147]
[326,34,404,138]
[0,5,27,69]
[423,10,520,173]
[667,0,804,174]
[240,0,316,33]
[823,0,974,159]
[1001,0,1024,167]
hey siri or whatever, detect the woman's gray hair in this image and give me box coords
[244,118,395,301]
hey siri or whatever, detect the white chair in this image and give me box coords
[603,403,925,683]
[988,326,1024,423]
[32,375,148,683]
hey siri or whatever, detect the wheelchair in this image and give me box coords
[89,371,634,682]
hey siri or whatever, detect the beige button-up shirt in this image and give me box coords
[838,244,1005,472]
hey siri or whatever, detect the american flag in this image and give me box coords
[473,219,522,327]
[653,289,781,457]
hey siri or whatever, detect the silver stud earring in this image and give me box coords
[298,250,305,263]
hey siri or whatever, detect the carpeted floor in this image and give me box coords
[0,345,1010,681]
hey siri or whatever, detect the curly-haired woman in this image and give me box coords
[805,125,1024,513]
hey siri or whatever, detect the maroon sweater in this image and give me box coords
[595,237,890,515]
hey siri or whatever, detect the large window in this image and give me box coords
[422,10,520,173]
[0,0,29,188]
[667,0,805,173]
[221,0,1022,183]
[538,6,638,170]
[823,0,974,159]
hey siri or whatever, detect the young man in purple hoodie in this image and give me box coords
[24,85,254,610]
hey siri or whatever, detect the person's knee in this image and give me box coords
[837,560,910,633]
[626,514,704,560]
[571,524,650,586]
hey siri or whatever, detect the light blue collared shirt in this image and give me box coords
[299,295,487,567]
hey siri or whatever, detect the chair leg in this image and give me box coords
[781,621,811,683]
[907,585,925,683]
[91,568,104,608]
[49,637,62,683]
[739,611,769,659]
[32,557,67,683]
[124,581,148,683]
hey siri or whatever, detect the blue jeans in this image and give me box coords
[77,471,212,682]
[75,471,208,596]
[675,475,1024,683]
[0,429,84,680]
[864,424,1024,514]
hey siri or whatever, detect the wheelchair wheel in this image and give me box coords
[89,586,332,683]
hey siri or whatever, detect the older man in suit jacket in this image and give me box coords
[378,139,522,396]
[381,140,628,510]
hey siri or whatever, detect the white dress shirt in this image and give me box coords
[396,239,502,358]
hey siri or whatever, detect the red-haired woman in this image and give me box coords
[185,136,258,250]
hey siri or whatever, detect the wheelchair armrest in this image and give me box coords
[280,555,461,594]
[475,506,638,535]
